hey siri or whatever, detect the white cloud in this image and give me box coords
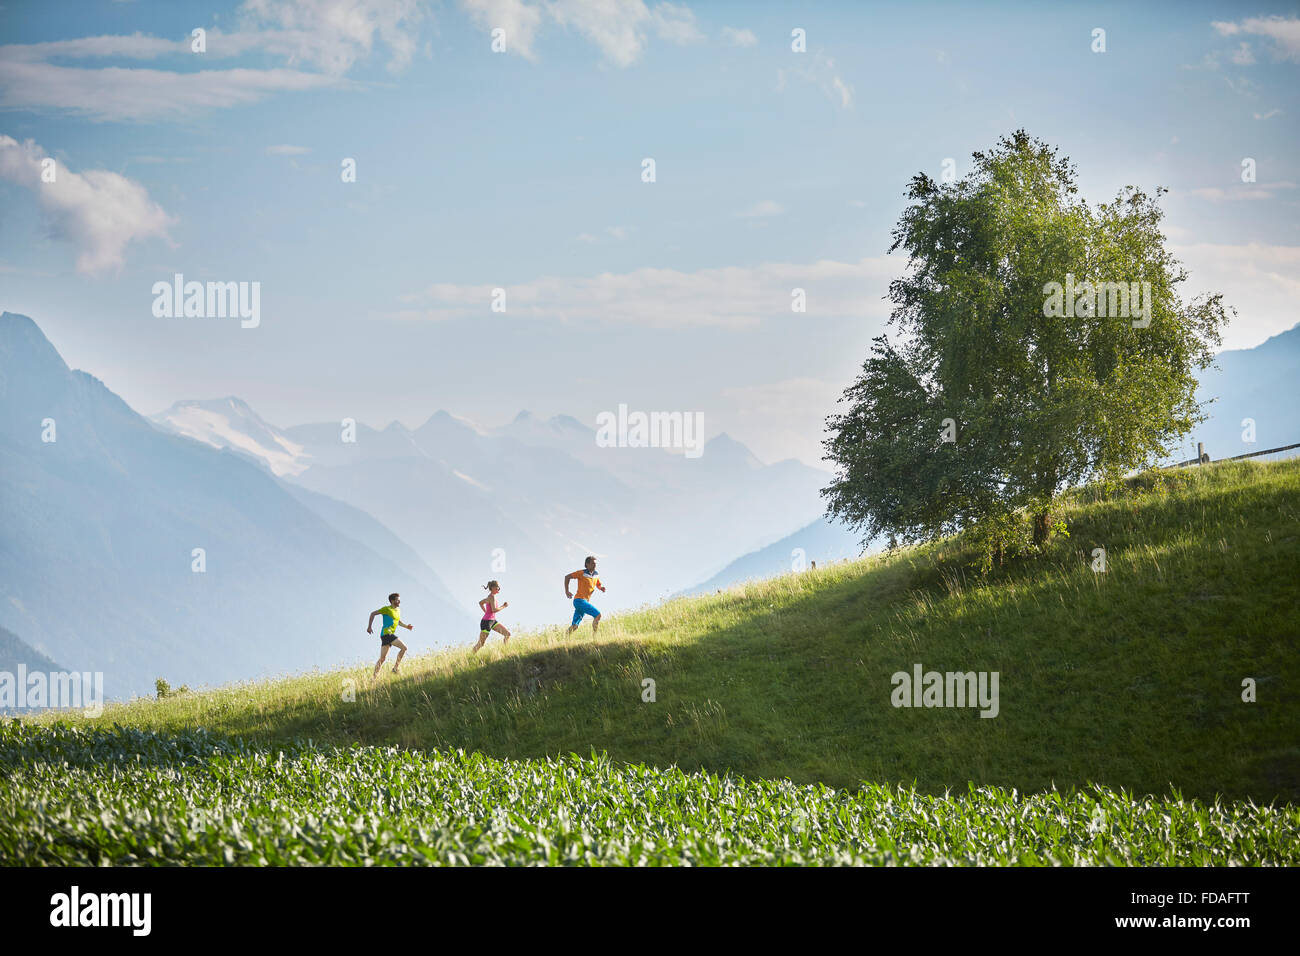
[266,143,311,154]
[1212,15,1300,61]
[0,135,173,274]
[781,50,853,110]
[1172,241,1300,349]
[830,73,853,109]
[0,34,188,61]
[459,0,704,65]
[392,256,897,328]
[460,0,545,60]
[0,2,430,75]
[0,0,424,121]
[721,26,757,47]
[1230,41,1256,65]
[649,3,702,45]
[1254,108,1281,120]
[1223,74,1255,95]
[575,225,633,242]
[0,59,344,121]
[547,0,701,67]
[712,243,1300,461]
[1188,182,1296,201]
[737,199,783,218]
[237,0,428,74]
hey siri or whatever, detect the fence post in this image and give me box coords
[1198,442,1209,465]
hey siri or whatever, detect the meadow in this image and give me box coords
[5,459,1298,865]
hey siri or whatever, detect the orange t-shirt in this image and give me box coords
[574,571,601,600]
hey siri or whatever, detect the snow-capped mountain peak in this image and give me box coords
[151,397,309,477]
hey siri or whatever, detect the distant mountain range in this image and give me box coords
[0,624,61,673]
[685,322,1300,595]
[4,308,1295,698]
[0,624,65,714]
[155,397,309,476]
[1187,323,1300,463]
[147,321,1300,610]
[0,312,471,699]
[152,398,835,626]
[678,517,869,596]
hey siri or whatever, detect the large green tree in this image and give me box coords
[823,131,1229,565]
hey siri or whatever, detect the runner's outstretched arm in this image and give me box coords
[563,571,578,598]
[367,608,382,633]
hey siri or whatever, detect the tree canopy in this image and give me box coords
[822,131,1230,565]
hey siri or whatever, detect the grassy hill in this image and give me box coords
[27,457,1300,805]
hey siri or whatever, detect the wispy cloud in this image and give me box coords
[778,49,853,110]
[0,59,344,122]
[266,143,311,155]
[0,34,189,61]
[237,0,428,74]
[461,0,545,61]
[0,135,173,273]
[0,0,705,121]
[548,0,701,66]
[737,199,783,218]
[1212,15,1300,61]
[461,0,701,66]
[1174,241,1300,349]
[388,256,897,328]
[576,224,634,242]
[0,0,425,121]
[721,26,757,48]
[1188,181,1296,201]
[1230,42,1256,65]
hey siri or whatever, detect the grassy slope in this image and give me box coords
[37,459,1300,804]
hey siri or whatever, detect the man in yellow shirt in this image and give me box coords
[367,592,413,677]
[564,555,606,635]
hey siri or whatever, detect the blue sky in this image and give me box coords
[2,0,1298,466]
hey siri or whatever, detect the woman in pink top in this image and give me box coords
[474,580,511,653]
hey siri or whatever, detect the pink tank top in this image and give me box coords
[482,596,496,620]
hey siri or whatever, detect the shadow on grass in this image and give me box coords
[161,521,1299,805]
[35,464,1298,803]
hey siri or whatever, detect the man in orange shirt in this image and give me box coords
[564,555,606,635]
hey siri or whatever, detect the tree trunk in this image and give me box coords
[1032,509,1051,546]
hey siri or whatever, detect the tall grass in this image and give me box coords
[26,459,1300,803]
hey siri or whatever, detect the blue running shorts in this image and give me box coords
[571,598,600,626]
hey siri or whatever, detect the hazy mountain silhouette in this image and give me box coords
[157,403,833,625]
[0,624,62,673]
[1,312,471,699]
[678,517,868,596]
[1187,322,1300,463]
